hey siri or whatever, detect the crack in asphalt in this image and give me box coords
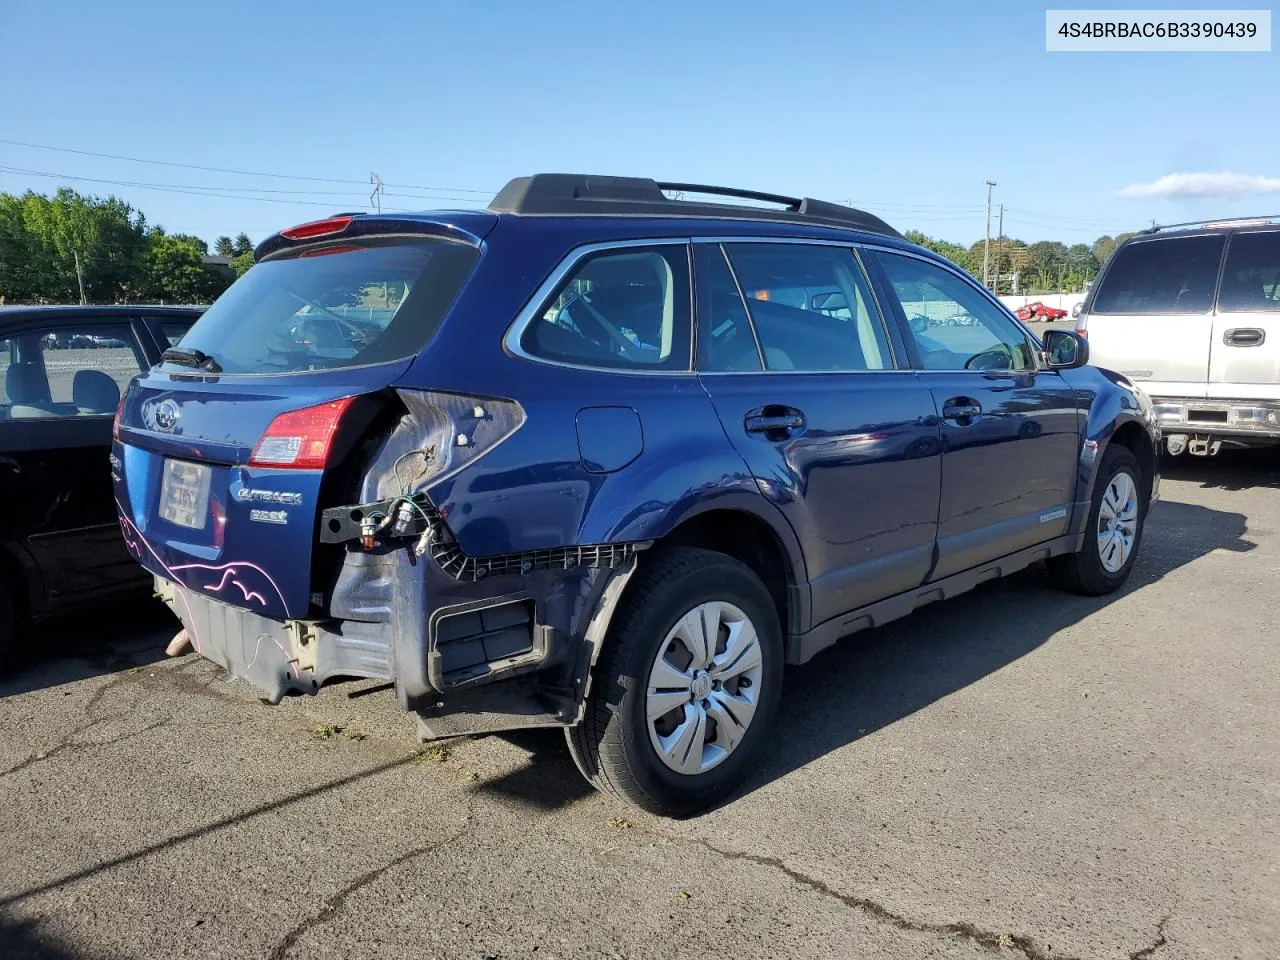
[0,716,172,779]
[267,810,474,960]
[1128,915,1171,960]
[1,656,246,781]
[676,836,1077,960]
[0,753,421,908]
[1,665,173,779]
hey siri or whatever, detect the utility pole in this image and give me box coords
[73,249,87,305]
[995,203,1005,294]
[982,180,997,289]
[370,172,384,214]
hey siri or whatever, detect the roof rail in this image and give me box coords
[487,174,902,238]
[1144,213,1280,234]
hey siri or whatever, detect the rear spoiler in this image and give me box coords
[255,215,495,261]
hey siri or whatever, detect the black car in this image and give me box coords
[0,305,204,666]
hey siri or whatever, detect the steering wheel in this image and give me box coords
[964,344,1014,371]
[556,292,644,362]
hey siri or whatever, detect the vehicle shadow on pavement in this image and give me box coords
[1,598,175,700]
[731,494,1254,811]
[0,913,90,960]
[1159,446,1280,491]
[471,493,1255,817]
[475,728,597,811]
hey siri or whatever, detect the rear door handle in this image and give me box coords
[1223,327,1265,347]
[941,397,982,424]
[744,406,806,439]
[0,456,20,474]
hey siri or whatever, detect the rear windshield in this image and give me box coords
[166,238,479,374]
[1219,231,1280,313]
[1091,234,1225,315]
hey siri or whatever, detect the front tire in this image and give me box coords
[1049,445,1146,595]
[566,547,783,817]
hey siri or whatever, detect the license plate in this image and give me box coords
[159,459,212,530]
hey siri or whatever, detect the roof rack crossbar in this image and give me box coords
[1145,213,1280,234]
[656,182,802,210]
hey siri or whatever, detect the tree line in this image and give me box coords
[903,230,1136,295]
[1,188,1132,305]
[0,189,255,305]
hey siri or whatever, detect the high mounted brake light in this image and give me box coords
[250,397,357,469]
[280,216,354,241]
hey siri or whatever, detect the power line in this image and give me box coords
[0,166,354,207]
[1002,213,1135,235]
[1,167,366,196]
[1003,206,1117,228]
[0,165,487,210]
[0,137,496,195]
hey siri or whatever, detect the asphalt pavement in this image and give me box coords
[2,449,1277,960]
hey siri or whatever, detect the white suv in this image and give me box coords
[1078,218,1280,456]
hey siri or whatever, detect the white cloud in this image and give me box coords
[1119,172,1280,199]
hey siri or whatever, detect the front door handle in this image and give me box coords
[744,406,806,440]
[941,397,982,424]
[1223,327,1265,347]
[0,456,20,474]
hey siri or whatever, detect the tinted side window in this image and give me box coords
[524,246,692,371]
[876,252,1036,372]
[1091,235,1225,314]
[0,325,143,420]
[1219,231,1280,313]
[723,244,891,371]
[695,244,760,372]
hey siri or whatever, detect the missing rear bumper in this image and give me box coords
[156,575,393,703]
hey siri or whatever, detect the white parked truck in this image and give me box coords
[1077,217,1280,456]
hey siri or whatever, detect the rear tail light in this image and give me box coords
[112,393,126,441]
[250,397,357,469]
[1075,328,1088,339]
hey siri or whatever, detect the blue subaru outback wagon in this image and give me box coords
[113,175,1159,814]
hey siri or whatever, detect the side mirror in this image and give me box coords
[1043,329,1089,369]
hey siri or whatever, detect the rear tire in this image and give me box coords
[566,547,783,817]
[1049,445,1146,595]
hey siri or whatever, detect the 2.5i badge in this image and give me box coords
[249,509,288,525]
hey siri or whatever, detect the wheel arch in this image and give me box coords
[570,499,810,722]
[1107,419,1156,504]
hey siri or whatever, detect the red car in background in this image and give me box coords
[1014,301,1069,322]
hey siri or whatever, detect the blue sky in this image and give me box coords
[1,0,1276,247]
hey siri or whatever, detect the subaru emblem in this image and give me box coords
[154,399,180,432]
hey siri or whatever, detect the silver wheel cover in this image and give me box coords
[1097,470,1139,573]
[645,601,764,775]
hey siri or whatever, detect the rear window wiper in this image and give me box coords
[162,346,222,373]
